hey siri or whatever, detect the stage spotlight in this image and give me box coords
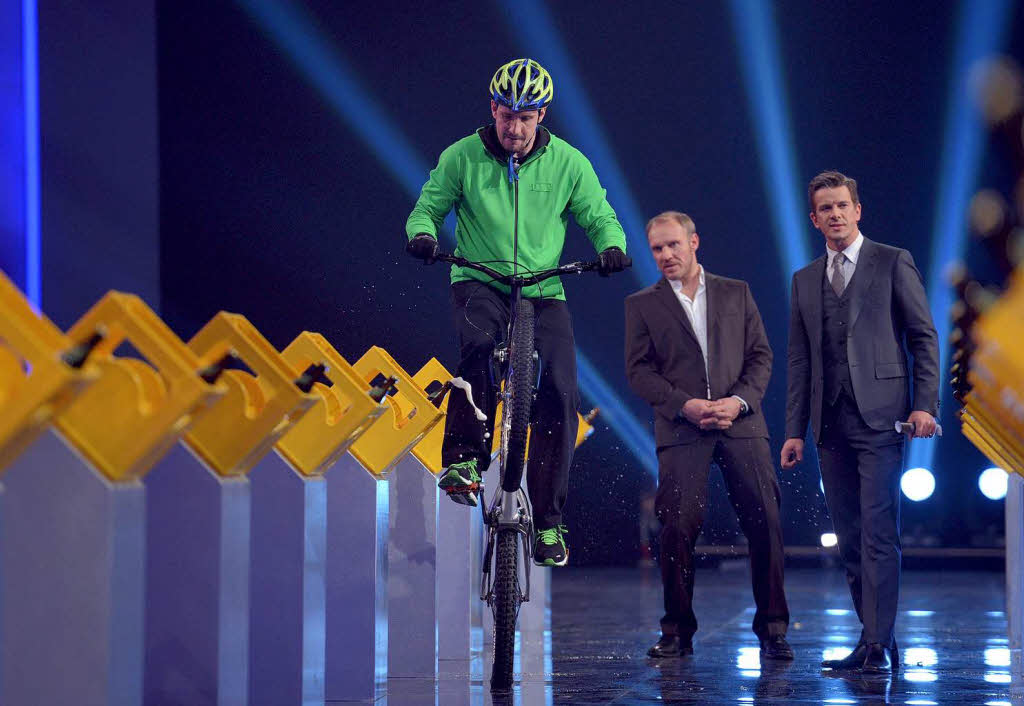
[979,467,1008,500]
[984,673,1012,684]
[820,533,838,548]
[901,468,936,501]
[984,647,1011,667]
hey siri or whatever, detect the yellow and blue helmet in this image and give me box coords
[489,58,553,111]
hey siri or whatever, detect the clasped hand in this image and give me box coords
[682,397,741,431]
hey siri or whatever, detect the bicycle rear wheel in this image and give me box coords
[499,297,535,493]
[490,528,520,692]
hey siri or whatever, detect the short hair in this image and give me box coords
[807,171,859,210]
[645,211,696,236]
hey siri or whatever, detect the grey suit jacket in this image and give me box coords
[625,272,772,448]
[785,237,940,443]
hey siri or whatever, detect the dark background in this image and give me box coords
[150,0,1023,564]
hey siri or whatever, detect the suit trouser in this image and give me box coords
[655,435,789,641]
[818,390,905,648]
[441,280,579,530]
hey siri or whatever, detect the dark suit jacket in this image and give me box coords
[625,271,773,448]
[785,237,940,443]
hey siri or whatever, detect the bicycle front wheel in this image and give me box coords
[490,528,520,692]
[500,297,535,493]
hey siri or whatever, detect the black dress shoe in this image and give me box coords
[860,643,893,674]
[647,635,693,658]
[821,642,868,670]
[759,635,794,661]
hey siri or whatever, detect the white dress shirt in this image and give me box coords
[669,266,748,413]
[826,231,864,286]
[669,266,709,369]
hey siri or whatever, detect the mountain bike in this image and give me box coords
[431,251,602,692]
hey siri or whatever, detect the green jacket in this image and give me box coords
[406,126,627,300]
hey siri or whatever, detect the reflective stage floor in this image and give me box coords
[385,566,1023,705]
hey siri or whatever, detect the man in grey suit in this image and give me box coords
[781,171,939,674]
[626,211,791,661]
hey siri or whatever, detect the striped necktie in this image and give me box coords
[831,252,847,296]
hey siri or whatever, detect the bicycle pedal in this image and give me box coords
[444,485,479,506]
[442,482,479,494]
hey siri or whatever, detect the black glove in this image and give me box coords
[598,247,631,277]
[406,233,439,264]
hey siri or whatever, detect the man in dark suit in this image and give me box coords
[781,171,939,674]
[625,211,791,661]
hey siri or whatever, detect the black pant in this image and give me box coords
[442,281,579,530]
[655,436,789,641]
[818,391,905,648]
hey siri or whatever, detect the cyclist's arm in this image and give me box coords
[567,153,627,255]
[405,145,463,240]
[625,296,692,419]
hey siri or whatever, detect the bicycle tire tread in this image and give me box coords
[491,529,520,691]
[501,298,534,492]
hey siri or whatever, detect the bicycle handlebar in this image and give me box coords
[434,252,601,287]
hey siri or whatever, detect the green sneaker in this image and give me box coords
[533,525,568,567]
[437,460,481,506]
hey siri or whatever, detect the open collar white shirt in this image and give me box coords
[669,266,709,365]
[668,266,748,412]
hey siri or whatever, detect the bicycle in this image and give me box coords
[428,251,606,693]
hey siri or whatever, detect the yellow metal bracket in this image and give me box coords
[490,395,598,459]
[410,358,453,475]
[0,272,99,472]
[185,313,318,477]
[348,347,444,479]
[54,292,226,481]
[963,269,1024,475]
[275,332,388,476]
[576,408,598,448]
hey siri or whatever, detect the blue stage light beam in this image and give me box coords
[911,0,1014,473]
[2,0,40,304]
[494,0,659,286]
[577,351,658,478]
[727,0,810,282]
[235,0,659,476]
[234,0,457,244]
[22,0,40,306]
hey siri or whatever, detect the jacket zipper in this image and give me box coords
[509,155,520,278]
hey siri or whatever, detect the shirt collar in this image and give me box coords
[826,231,864,267]
[668,265,705,295]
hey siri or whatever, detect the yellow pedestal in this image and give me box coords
[348,347,443,479]
[54,292,225,481]
[185,313,317,477]
[0,272,98,472]
[275,332,388,476]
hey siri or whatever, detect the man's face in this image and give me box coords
[810,186,862,247]
[648,220,698,281]
[491,101,546,156]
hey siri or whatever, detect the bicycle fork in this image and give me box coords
[480,486,534,606]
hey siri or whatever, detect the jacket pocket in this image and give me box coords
[875,362,907,379]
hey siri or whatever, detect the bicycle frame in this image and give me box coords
[430,250,602,691]
[434,253,598,608]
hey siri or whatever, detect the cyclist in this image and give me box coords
[405,58,630,567]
